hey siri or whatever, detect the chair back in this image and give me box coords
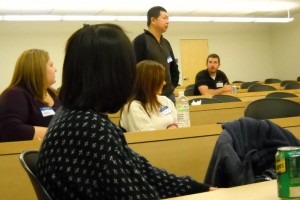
[20,150,52,200]
[247,84,276,92]
[280,80,298,87]
[189,98,222,105]
[240,82,260,89]
[184,88,195,96]
[266,92,298,99]
[244,98,300,120]
[264,78,281,84]
[284,83,300,90]
[297,76,300,82]
[185,84,195,90]
[212,94,241,102]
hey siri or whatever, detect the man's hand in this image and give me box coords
[223,84,232,92]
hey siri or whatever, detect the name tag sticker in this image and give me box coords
[40,107,55,117]
[160,105,172,115]
[216,82,224,88]
[167,56,173,63]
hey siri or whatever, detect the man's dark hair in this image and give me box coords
[147,6,167,27]
[60,24,137,113]
[206,53,220,64]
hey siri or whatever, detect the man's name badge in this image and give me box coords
[216,82,224,88]
[167,56,173,63]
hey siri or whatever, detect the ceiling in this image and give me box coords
[0,0,300,20]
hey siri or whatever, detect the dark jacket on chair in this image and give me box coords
[204,117,300,188]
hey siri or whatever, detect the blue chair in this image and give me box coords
[244,98,300,120]
[266,92,298,99]
[185,84,195,90]
[184,88,195,96]
[212,95,241,102]
[240,82,260,89]
[247,84,276,92]
[264,78,281,84]
[284,83,300,90]
[280,80,298,87]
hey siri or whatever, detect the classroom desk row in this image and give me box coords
[174,82,300,97]
[189,96,300,126]
[1,116,300,199]
[108,95,300,126]
[0,124,221,200]
[165,180,279,200]
[187,88,300,102]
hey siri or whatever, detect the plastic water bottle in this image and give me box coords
[176,91,191,128]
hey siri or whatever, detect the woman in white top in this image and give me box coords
[120,60,178,132]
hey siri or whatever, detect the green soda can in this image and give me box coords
[276,146,300,199]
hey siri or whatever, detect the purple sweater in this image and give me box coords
[0,86,61,142]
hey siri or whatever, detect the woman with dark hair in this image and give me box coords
[37,24,215,200]
[0,49,60,142]
[120,60,178,132]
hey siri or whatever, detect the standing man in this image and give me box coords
[194,53,231,95]
[133,6,180,104]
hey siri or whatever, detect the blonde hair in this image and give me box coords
[3,49,51,104]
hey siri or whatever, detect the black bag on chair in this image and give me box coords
[204,117,300,188]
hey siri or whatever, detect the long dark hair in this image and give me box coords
[59,24,136,113]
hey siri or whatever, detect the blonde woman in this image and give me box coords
[120,60,178,132]
[0,49,61,142]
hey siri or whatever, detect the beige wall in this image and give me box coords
[167,22,273,84]
[0,14,299,92]
[271,12,300,80]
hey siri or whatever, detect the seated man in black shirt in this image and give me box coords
[194,53,232,95]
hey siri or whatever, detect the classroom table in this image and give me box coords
[1,116,300,199]
[165,180,281,200]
